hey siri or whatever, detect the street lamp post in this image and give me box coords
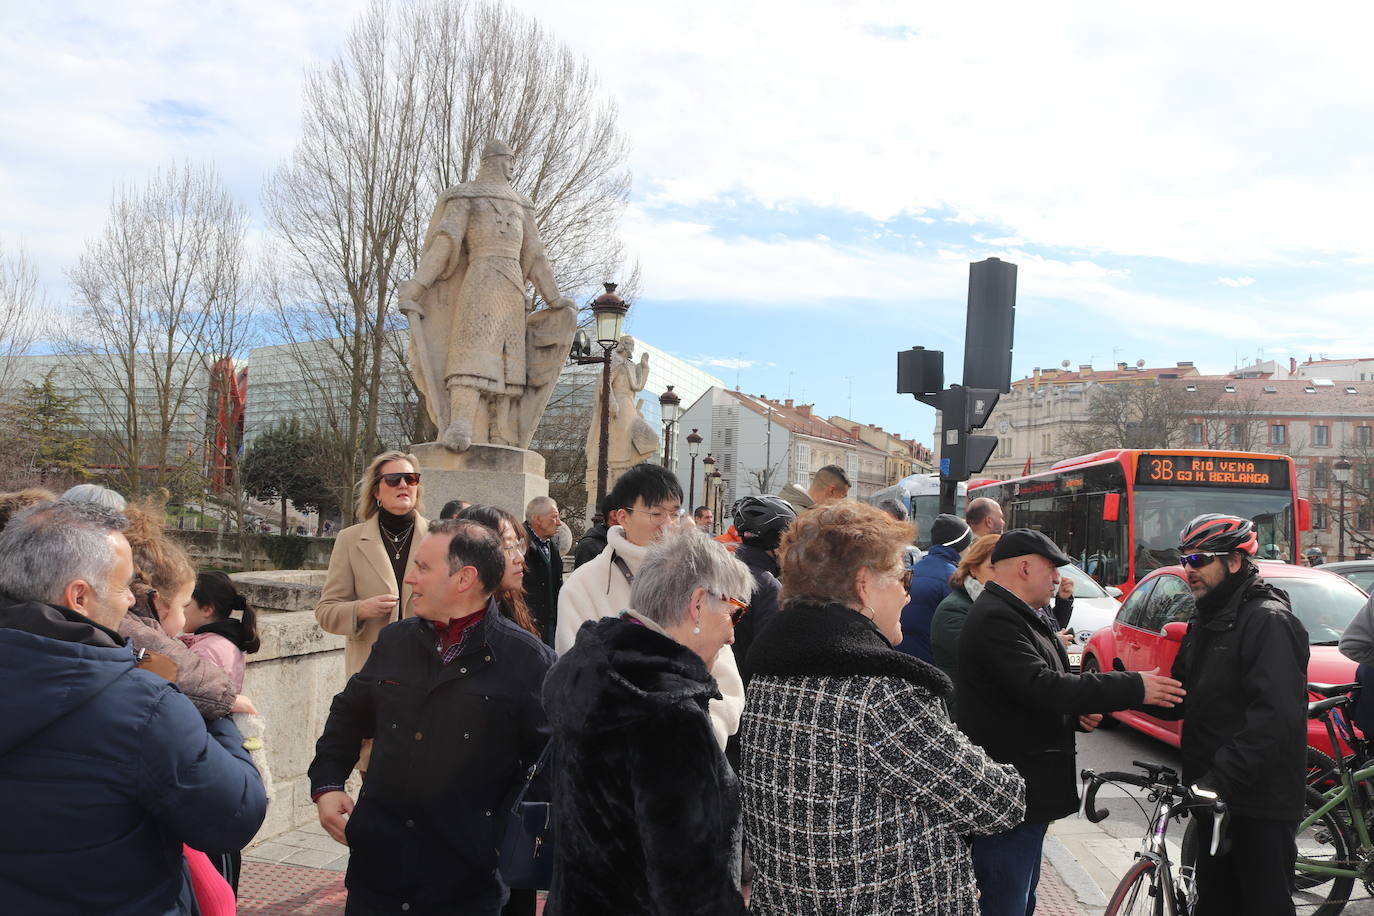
[1335,456,1352,562]
[708,469,723,535]
[686,429,703,509]
[568,283,630,509]
[700,452,715,517]
[659,386,681,470]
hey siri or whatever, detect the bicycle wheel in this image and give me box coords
[1104,858,1163,916]
[1307,747,1340,791]
[1292,787,1355,915]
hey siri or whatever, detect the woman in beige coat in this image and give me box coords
[316,451,430,680]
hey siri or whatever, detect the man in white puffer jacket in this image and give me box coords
[557,464,744,748]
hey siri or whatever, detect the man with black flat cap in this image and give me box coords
[957,529,1187,916]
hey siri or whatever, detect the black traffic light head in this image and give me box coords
[897,346,944,397]
[963,258,1016,393]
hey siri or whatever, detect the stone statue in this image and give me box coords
[585,335,661,501]
[399,139,576,452]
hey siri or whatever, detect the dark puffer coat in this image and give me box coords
[0,598,267,915]
[543,614,746,916]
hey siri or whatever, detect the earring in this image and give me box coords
[862,606,875,620]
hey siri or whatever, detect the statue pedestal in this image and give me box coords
[411,442,548,517]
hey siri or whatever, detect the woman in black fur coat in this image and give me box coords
[543,528,751,916]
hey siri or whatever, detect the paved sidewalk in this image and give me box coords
[240,824,1091,914]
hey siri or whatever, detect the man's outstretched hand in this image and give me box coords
[1140,667,1187,707]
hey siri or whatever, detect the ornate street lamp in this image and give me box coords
[708,468,723,534]
[1335,456,1353,561]
[659,386,681,469]
[700,451,715,516]
[568,282,629,508]
[687,429,703,509]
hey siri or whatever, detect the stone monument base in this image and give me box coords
[411,442,548,516]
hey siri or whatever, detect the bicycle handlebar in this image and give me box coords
[1080,762,1228,852]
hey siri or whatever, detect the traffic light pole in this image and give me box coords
[897,258,1017,515]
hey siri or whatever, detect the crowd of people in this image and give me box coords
[0,453,1324,916]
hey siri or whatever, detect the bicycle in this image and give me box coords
[1081,760,1228,915]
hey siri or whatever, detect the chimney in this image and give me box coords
[797,404,812,418]
[1289,357,1297,375]
[1079,364,1093,376]
[850,426,861,439]
[1176,361,1194,368]
[784,399,793,409]
[1116,362,1128,372]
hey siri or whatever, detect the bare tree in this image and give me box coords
[263,0,636,522]
[1059,381,1192,456]
[0,238,41,394]
[64,161,252,499]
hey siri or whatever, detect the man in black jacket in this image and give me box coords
[957,529,1186,916]
[1154,514,1308,916]
[522,496,563,647]
[310,519,555,915]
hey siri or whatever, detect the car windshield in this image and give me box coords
[1057,563,1110,598]
[1133,487,1295,573]
[1273,576,1369,645]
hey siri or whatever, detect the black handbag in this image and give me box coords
[498,741,555,890]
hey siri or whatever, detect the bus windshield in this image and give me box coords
[1133,487,1295,574]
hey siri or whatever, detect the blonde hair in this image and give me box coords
[951,533,1001,589]
[355,450,424,521]
[779,500,910,607]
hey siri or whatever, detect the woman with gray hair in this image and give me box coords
[543,528,751,915]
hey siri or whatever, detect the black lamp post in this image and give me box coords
[700,452,715,515]
[1335,456,1352,562]
[687,429,703,509]
[708,469,723,534]
[568,283,629,509]
[659,386,681,469]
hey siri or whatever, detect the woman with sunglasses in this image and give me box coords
[316,451,430,693]
[544,528,752,915]
[740,501,1025,915]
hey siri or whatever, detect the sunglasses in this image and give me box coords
[721,595,749,626]
[1179,552,1228,569]
[380,472,421,487]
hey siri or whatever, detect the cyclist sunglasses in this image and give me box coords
[722,595,749,626]
[380,472,421,487]
[1178,551,1228,569]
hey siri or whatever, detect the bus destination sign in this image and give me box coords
[1135,454,1289,490]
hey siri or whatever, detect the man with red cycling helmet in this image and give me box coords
[1151,513,1309,915]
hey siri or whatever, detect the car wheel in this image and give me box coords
[1081,656,1118,729]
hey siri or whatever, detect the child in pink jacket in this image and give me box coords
[181,572,260,692]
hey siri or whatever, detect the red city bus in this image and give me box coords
[969,449,1311,597]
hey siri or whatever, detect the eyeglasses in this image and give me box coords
[720,594,749,626]
[502,539,525,557]
[877,567,911,591]
[380,472,420,487]
[625,506,686,523]
[1179,552,1228,569]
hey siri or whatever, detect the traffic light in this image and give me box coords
[963,257,1016,393]
[897,346,944,397]
[937,387,1000,481]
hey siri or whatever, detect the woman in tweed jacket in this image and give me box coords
[740,501,1025,915]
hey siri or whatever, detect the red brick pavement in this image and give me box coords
[237,859,1081,914]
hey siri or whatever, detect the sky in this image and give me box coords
[6,0,1374,447]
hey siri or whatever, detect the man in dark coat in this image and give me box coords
[0,501,267,915]
[522,496,563,647]
[310,519,555,915]
[957,529,1186,916]
[897,513,972,661]
[1152,514,1309,916]
[572,498,610,569]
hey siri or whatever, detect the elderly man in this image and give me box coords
[557,463,745,749]
[957,529,1187,916]
[523,495,563,646]
[966,497,1006,538]
[0,501,266,914]
[310,519,555,915]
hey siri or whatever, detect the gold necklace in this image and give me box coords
[381,524,414,561]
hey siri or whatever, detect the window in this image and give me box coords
[1358,506,1372,531]
[1315,461,1330,489]
[1187,423,1202,444]
[1117,578,1157,629]
[1359,427,1373,448]
[1314,424,1330,447]
[1146,575,1195,630]
[1359,464,1372,491]
[1229,424,1244,446]
[1270,424,1287,445]
[1313,504,1328,529]
[795,442,811,472]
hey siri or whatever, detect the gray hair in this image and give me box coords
[0,500,130,605]
[61,484,128,512]
[525,495,556,521]
[630,528,754,629]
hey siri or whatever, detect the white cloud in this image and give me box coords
[687,355,775,370]
[1219,277,1257,287]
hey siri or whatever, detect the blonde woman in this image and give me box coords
[316,451,430,680]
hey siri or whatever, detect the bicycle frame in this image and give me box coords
[1298,704,1373,881]
[1138,792,1187,914]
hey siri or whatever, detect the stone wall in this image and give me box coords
[232,571,351,844]
[169,529,335,571]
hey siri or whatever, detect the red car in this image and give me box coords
[1080,561,1368,756]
